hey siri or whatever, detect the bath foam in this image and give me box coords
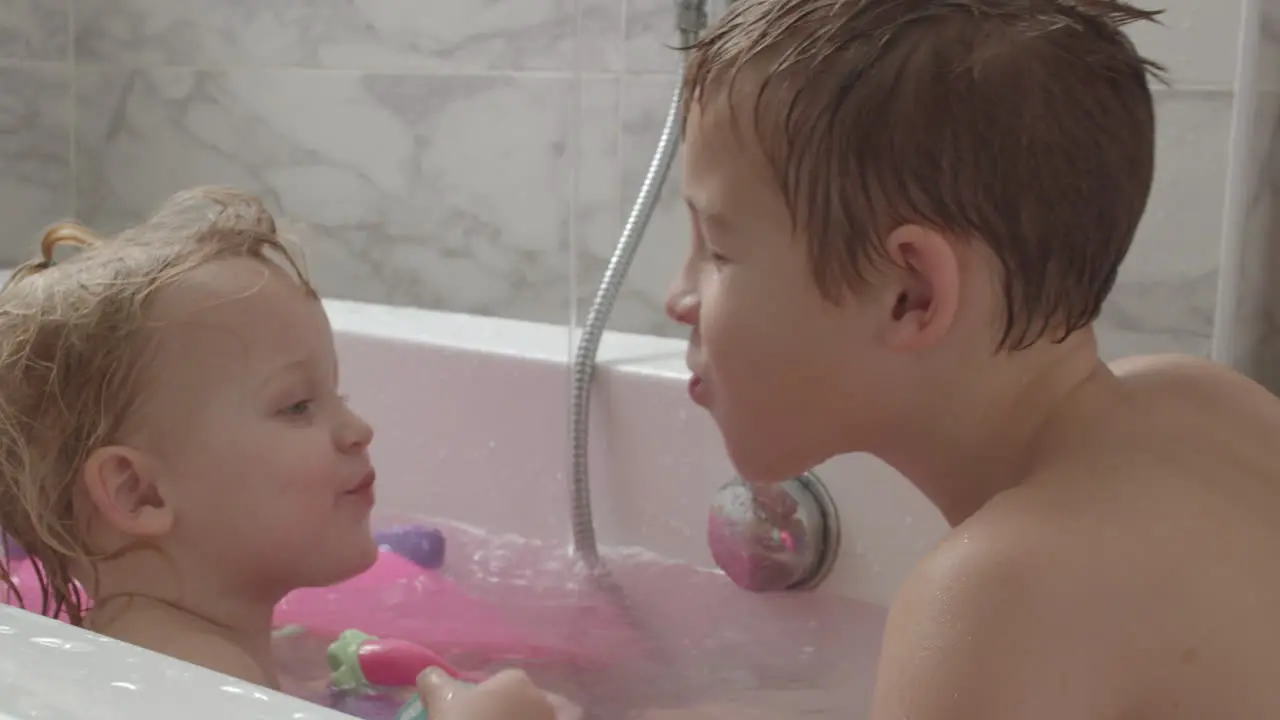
[274,549,635,668]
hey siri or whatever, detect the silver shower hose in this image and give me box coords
[564,8,707,710]
[563,67,691,709]
[568,37,698,571]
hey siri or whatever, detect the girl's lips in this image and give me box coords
[346,470,376,495]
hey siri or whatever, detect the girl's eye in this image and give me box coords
[282,400,312,416]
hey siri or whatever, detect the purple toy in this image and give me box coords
[374,526,445,570]
[2,532,26,562]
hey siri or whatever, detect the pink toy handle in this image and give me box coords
[358,638,480,686]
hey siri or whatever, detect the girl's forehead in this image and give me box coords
[142,260,328,380]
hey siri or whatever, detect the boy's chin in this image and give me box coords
[724,441,813,486]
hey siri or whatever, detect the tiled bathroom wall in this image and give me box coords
[0,0,1270,370]
[1219,0,1280,391]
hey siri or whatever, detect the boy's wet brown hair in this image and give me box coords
[0,186,313,624]
[682,0,1166,349]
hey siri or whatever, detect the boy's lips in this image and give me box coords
[688,374,709,406]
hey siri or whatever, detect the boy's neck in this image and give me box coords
[874,328,1115,527]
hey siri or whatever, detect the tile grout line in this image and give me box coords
[613,74,625,235]
[567,0,584,336]
[67,0,78,220]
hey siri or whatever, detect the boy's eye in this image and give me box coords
[282,400,312,416]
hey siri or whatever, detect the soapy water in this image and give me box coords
[276,516,889,719]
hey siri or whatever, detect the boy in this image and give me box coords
[425,0,1280,718]
[666,0,1280,718]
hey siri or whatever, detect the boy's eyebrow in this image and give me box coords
[685,196,729,227]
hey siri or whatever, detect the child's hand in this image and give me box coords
[417,667,556,720]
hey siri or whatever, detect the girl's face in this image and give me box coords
[108,258,379,601]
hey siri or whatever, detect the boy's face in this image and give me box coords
[107,259,379,599]
[666,98,902,484]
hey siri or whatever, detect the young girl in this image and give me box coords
[0,185,379,686]
[0,186,552,720]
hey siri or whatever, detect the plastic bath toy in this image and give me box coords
[274,545,631,666]
[374,526,445,570]
[328,628,477,690]
[328,629,476,720]
[1,555,85,620]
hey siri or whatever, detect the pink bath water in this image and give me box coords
[4,519,889,718]
[274,518,889,718]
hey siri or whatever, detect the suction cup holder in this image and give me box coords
[706,471,841,592]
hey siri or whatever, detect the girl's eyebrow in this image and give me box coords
[257,358,311,390]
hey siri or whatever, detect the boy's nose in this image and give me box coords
[665,285,698,326]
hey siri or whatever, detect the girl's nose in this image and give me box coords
[339,407,374,452]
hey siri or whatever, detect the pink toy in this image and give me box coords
[275,548,633,667]
[354,636,467,685]
[2,556,85,621]
[327,628,483,690]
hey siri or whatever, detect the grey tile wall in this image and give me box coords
[0,0,1268,371]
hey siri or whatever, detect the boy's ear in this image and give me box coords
[876,224,961,352]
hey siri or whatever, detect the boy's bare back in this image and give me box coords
[875,355,1280,719]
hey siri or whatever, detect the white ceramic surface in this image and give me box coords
[0,298,946,718]
[0,604,349,720]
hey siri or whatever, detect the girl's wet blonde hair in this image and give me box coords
[0,186,313,624]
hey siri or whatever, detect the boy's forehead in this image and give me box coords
[686,99,753,177]
[685,94,786,214]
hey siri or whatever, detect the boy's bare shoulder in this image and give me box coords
[870,354,1280,719]
[1107,352,1274,405]
[870,509,1118,720]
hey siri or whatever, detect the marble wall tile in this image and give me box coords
[624,0,689,74]
[626,0,1243,84]
[1095,89,1234,360]
[0,0,68,61]
[1124,0,1244,89]
[623,0,730,73]
[0,0,1254,339]
[1253,1,1280,392]
[580,0,625,73]
[1255,0,1280,94]
[577,75,685,337]
[1222,90,1280,388]
[573,76,622,329]
[72,0,613,72]
[0,63,73,264]
[1213,0,1280,391]
[75,67,577,322]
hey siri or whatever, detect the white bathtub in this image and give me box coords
[0,298,947,719]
